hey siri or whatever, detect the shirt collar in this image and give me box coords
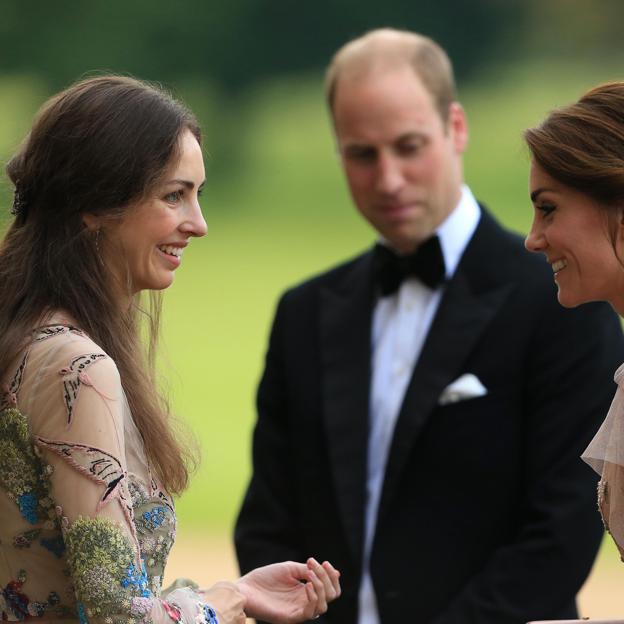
[436,185,481,279]
[376,185,481,280]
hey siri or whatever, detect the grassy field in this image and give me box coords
[1,60,624,536]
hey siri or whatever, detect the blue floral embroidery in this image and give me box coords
[142,506,167,530]
[77,601,88,624]
[203,604,219,624]
[17,492,38,524]
[121,561,152,598]
[40,535,66,558]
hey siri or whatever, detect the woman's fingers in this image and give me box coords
[304,578,319,618]
[307,558,340,604]
[322,560,341,598]
[306,558,331,614]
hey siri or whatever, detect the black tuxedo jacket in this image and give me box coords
[235,209,624,624]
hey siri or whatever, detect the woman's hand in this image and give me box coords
[237,558,341,624]
[199,581,246,624]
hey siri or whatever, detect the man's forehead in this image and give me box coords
[337,59,419,90]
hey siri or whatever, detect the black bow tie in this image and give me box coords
[373,237,446,296]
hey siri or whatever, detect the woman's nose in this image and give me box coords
[525,220,545,253]
[182,200,208,238]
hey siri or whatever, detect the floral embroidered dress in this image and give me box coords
[0,321,216,624]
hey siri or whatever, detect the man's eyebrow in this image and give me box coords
[396,131,426,141]
[343,131,426,148]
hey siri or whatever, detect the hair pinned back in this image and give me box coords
[1,75,201,494]
[525,81,624,207]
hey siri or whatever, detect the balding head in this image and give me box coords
[325,28,456,123]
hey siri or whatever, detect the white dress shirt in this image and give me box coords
[358,186,481,624]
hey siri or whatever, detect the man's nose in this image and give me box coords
[375,154,405,195]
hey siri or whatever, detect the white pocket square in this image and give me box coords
[438,373,487,405]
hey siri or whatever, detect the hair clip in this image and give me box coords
[10,186,25,217]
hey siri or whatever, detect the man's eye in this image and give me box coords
[398,143,422,156]
[345,148,376,163]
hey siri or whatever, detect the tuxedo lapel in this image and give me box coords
[377,216,515,524]
[320,251,375,564]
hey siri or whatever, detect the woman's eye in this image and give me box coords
[165,190,182,203]
[537,203,556,216]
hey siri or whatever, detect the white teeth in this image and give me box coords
[552,259,567,273]
[158,245,183,258]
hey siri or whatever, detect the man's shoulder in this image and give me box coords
[280,248,373,302]
[468,207,554,283]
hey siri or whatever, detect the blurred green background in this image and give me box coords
[2,0,624,545]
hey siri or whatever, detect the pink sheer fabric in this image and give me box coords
[0,316,213,623]
[582,362,624,561]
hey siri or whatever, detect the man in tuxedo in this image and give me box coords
[235,28,624,624]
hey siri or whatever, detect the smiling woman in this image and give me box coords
[525,161,624,311]
[524,82,624,582]
[0,75,340,624]
[82,129,207,298]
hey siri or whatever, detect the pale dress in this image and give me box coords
[0,320,216,624]
[583,362,624,561]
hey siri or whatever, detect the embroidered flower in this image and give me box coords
[121,562,152,598]
[163,600,183,622]
[17,491,39,524]
[2,578,30,620]
[141,506,167,530]
[77,601,88,624]
[0,407,57,523]
[47,592,60,606]
[198,603,219,624]
[40,535,66,558]
[27,601,46,617]
[13,529,41,549]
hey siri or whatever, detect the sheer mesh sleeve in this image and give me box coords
[582,362,624,558]
[13,329,215,624]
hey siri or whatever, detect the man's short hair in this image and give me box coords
[325,28,457,122]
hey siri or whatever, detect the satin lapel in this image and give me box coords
[377,265,514,525]
[320,252,375,564]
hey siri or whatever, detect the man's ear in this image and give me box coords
[448,102,469,154]
[82,212,101,231]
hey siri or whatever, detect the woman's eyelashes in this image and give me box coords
[164,187,203,204]
[164,189,183,204]
[537,203,556,216]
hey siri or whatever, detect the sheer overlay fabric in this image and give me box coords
[0,318,216,624]
[582,362,624,560]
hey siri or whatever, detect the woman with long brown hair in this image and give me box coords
[0,75,340,624]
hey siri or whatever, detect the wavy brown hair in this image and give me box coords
[525,81,624,207]
[0,75,200,494]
